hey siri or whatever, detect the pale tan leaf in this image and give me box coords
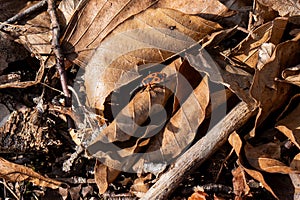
[250,38,300,135]
[291,153,300,171]
[230,17,288,69]
[257,0,300,17]
[0,157,62,189]
[276,99,300,150]
[58,0,83,24]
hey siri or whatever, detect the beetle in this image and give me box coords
[141,72,167,88]
[129,72,167,98]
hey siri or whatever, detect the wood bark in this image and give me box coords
[141,101,256,200]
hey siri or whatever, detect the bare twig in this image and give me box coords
[47,0,70,100]
[0,0,47,30]
[141,102,256,200]
[0,179,20,200]
[47,0,74,128]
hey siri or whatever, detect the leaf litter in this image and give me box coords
[0,0,299,199]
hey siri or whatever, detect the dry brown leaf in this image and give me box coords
[130,174,152,198]
[232,166,250,200]
[281,64,300,87]
[186,48,255,106]
[289,154,300,199]
[250,38,300,135]
[0,0,29,21]
[88,62,177,144]
[83,7,221,110]
[0,157,62,189]
[228,132,278,199]
[58,0,82,24]
[291,153,300,171]
[12,1,52,62]
[231,17,288,69]
[62,0,223,66]
[157,0,228,15]
[276,97,300,150]
[188,190,209,200]
[94,159,120,194]
[257,0,300,17]
[244,141,298,174]
[0,32,29,73]
[132,75,210,174]
[0,57,44,89]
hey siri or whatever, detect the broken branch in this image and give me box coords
[141,101,256,200]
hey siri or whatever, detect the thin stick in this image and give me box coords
[47,0,70,100]
[0,179,20,200]
[47,0,73,128]
[141,101,256,200]
[0,0,47,30]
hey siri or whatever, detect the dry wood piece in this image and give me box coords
[141,101,256,200]
[47,0,70,101]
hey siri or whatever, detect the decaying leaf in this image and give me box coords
[186,47,255,106]
[83,6,221,110]
[230,17,288,69]
[232,166,250,200]
[158,0,228,16]
[14,1,53,62]
[290,154,300,199]
[130,173,152,198]
[0,0,28,21]
[281,64,300,87]
[58,0,82,25]
[257,0,300,17]
[0,32,29,73]
[0,157,63,189]
[94,159,120,194]
[244,142,297,174]
[250,38,300,135]
[188,188,209,200]
[132,75,210,173]
[228,132,278,199]
[276,96,300,150]
[0,57,44,89]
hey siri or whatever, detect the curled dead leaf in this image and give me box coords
[257,0,300,17]
[0,157,63,189]
[228,132,278,199]
[281,64,300,87]
[83,7,221,110]
[276,95,300,150]
[230,17,288,69]
[250,38,300,136]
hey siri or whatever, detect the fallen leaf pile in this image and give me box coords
[0,0,299,199]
